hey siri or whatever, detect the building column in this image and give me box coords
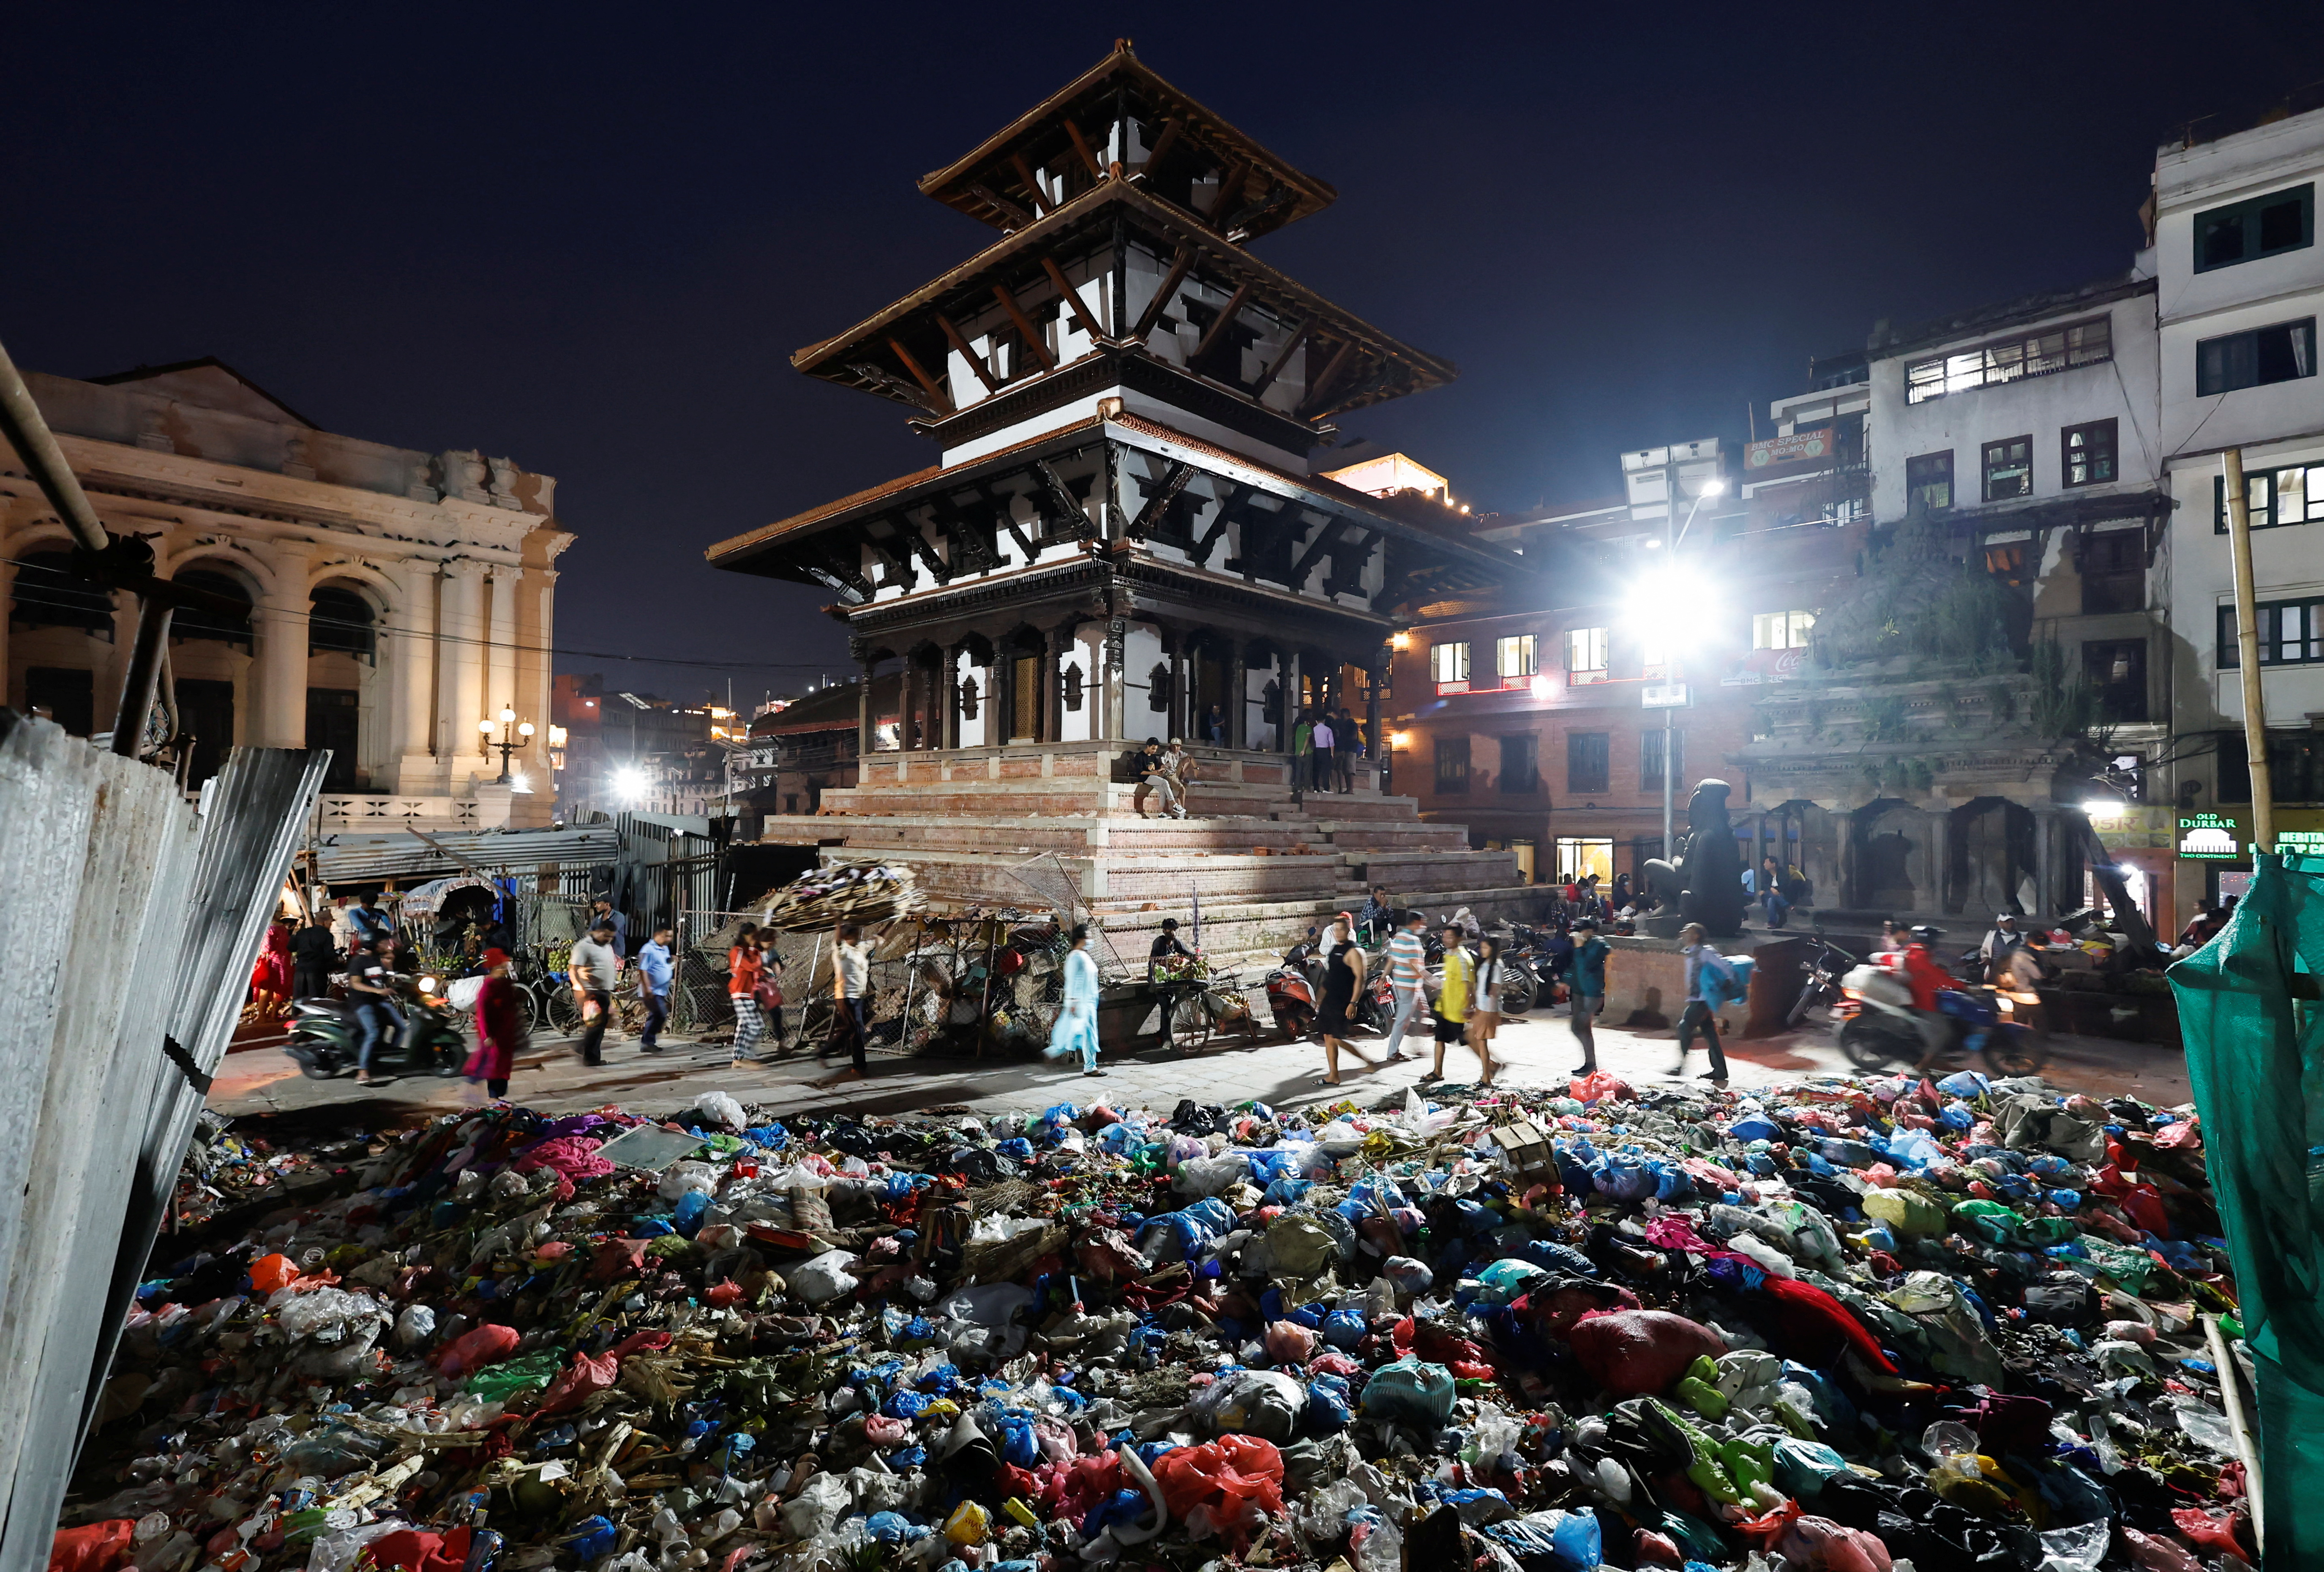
[1166,636,1187,741]
[1281,650,1301,756]
[856,655,876,762]
[941,644,963,748]
[1225,643,1247,749]
[249,545,314,751]
[1102,620,1126,742]
[524,567,557,791]
[433,560,488,782]
[1925,806,1951,917]
[2033,806,2060,920]
[1833,808,1858,910]
[485,565,520,726]
[387,559,440,791]
[1366,655,1383,787]
[1040,629,1064,743]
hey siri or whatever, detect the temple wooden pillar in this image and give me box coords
[1366,653,1383,788]
[1167,637,1188,741]
[1225,644,1247,748]
[1102,619,1126,742]
[1833,807,1858,910]
[941,645,962,748]
[856,654,875,762]
[1039,630,1062,744]
[1926,807,1951,916]
[1281,650,1301,758]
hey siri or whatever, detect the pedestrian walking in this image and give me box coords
[1381,910,1428,1059]
[1333,707,1358,792]
[1674,920,1733,1087]
[1043,924,1104,1075]
[1309,713,1335,791]
[1468,935,1506,1077]
[1569,917,1609,1073]
[1423,920,1490,1085]
[727,923,767,1064]
[463,948,526,1100]
[1292,710,1315,791]
[589,898,629,959]
[246,919,293,1020]
[569,919,620,1067]
[635,924,674,1053]
[289,911,337,1001]
[817,920,873,1086]
[1314,914,1377,1084]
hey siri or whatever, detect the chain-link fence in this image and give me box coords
[672,906,1077,1059]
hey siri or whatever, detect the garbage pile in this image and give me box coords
[63,1071,2258,1572]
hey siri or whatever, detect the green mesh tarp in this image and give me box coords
[2169,851,2324,1566]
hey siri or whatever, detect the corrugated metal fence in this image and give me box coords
[0,715,322,1567]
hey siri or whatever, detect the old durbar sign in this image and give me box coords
[707,42,1522,754]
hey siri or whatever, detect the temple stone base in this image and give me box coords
[757,740,1541,969]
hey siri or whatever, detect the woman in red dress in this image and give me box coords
[464,948,526,1099]
[247,920,294,1019]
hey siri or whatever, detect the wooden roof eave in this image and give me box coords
[790,183,1456,416]
[1105,418,1522,585]
[915,47,1336,232]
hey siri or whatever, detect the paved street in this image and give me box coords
[207,1002,2190,1128]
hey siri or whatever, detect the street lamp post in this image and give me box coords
[480,706,536,785]
[1657,472,1726,860]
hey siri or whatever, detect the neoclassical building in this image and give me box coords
[1,358,570,828]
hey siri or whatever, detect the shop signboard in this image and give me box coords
[2084,804,2172,850]
[2169,807,2324,860]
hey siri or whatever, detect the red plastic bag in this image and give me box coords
[1776,1515,1892,1572]
[1151,1435,1285,1534]
[1568,1309,1723,1397]
[369,1528,472,1572]
[537,1349,618,1415]
[49,1521,134,1572]
[1569,1070,1635,1104]
[435,1322,521,1376]
[247,1253,299,1294]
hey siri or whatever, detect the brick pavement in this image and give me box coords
[206,1001,2190,1128]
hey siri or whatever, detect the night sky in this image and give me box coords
[3,1,2310,701]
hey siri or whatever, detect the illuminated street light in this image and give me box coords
[612,765,651,802]
[1635,469,1729,859]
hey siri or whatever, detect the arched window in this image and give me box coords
[172,569,253,647]
[309,584,376,658]
[9,550,114,636]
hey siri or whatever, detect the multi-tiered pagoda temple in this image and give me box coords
[710,44,1536,957]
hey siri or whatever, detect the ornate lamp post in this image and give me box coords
[480,706,536,785]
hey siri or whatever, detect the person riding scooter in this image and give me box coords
[1886,923,1960,1072]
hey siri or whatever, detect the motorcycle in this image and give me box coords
[1785,935,1860,1028]
[1266,938,1322,1040]
[284,972,468,1081]
[1833,963,2048,1076]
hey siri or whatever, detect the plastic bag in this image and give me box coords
[49,1522,134,1572]
[788,1250,862,1305]
[1151,1435,1285,1534]
[1361,1356,1456,1427]
[1569,1310,1724,1398]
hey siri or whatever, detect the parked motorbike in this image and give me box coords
[1265,938,1320,1040]
[284,973,467,1081]
[1785,935,1860,1027]
[1833,963,2047,1076]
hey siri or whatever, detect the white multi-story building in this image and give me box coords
[0,357,571,828]
[2155,104,2324,910]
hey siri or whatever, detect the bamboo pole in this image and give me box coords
[2223,449,2275,854]
[2204,1312,2264,1553]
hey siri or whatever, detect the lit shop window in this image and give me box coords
[1430,640,1470,694]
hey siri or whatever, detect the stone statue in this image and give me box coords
[1638,779,1747,937]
